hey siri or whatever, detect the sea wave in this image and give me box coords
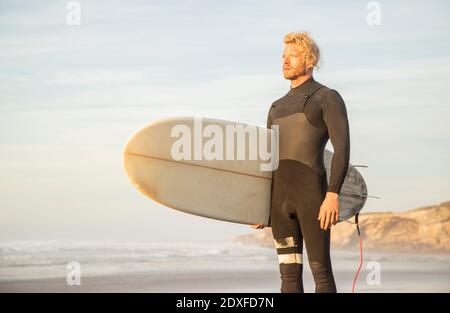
[1,240,449,282]
[0,240,277,281]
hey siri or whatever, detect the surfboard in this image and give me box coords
[123,117,367,226]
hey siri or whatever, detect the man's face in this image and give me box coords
[282,43,308,80]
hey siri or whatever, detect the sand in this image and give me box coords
[2,268,449,293]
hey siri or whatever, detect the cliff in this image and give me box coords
[233,200,450,254]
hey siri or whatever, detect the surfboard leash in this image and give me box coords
[339,213,363,293]
[351,213,363,294]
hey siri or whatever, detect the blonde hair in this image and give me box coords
[284,32,321,70]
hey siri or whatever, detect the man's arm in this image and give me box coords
[323,89,350,194]
[266,106,273,129]
[318,89,350,229]
[251,105,274,230]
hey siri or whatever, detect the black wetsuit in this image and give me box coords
[267,77,350,293]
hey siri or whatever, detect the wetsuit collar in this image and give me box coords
[287,76,317,97]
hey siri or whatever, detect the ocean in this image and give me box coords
[1,240,449,292]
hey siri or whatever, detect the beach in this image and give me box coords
[2,268,450,293]
[1,241,449,293]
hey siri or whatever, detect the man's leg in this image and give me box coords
[298,201,337,293]
[270,200,304,293]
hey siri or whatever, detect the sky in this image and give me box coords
[0,0,449,242]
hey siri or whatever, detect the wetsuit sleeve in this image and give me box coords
[322,90,350,194]
[267,106,273,129]
[266,105,274,227]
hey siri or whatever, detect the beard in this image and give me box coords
[283,65,308,79]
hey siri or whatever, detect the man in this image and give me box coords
[252,32,350,293]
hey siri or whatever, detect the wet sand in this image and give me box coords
[2,268,449,293]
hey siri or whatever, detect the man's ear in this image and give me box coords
[305,58,314,71]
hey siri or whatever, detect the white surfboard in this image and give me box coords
[123,117,367,226]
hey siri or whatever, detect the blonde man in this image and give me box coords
[253,32,350,293]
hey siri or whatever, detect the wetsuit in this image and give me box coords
[267,77,350,293]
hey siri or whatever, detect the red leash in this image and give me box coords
[352,233,363,293]
[352,213,363,293]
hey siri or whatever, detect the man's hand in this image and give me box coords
[251,224,265,229]
[318,192,340,230]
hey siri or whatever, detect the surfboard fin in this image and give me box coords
[340,191,380,200]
